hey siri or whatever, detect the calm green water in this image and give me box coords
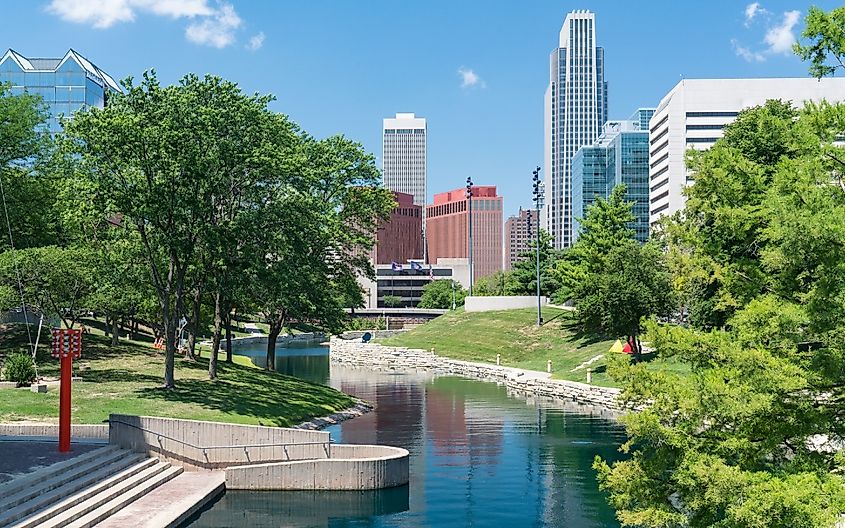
[186,343,624,527]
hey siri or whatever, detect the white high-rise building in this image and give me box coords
[544,10,608,249]
[649,78,845,226]
[382,113,427,208]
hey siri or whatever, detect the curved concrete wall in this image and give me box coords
[225,444,409,490]
[109,415,330,469]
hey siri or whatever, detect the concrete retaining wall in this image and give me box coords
[109,415,330,469]
[330,338,623,412]
[464,295,548,312]
[227,332,325,349]
[0,423,109,440]
[225,444,409,490]
[338,330,408,341]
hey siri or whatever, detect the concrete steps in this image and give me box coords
[0,446,183,528]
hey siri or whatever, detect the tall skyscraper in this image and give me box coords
[649,78,845,227]
[571,109,653,244]
[426,186,503,282]
[544,10,607,249]
[382,113,427,208]
[0,49,120,132]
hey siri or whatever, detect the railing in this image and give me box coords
[109,418,333,463]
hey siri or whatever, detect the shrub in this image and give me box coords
[4,353,36,387]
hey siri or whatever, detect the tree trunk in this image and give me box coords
[209,291,222,380]
[225,308,233,364]
[266,326,280,372]
[104,315,110,337]
[111,314,119,346]
[186,287,201,361]
[163,311,176,389]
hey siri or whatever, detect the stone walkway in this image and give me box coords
[0,440,101,483]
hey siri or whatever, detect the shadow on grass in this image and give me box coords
[559,318,609,347]
[82,368,162,384]
[136,360,354,427]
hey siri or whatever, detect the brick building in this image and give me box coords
[372,191,422,264]
[426,186,502,282]
[504,208,539,270]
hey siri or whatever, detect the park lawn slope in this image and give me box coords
[0,326,354,426]
[379,307,623,386]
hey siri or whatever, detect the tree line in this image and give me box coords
[0,71,394,387]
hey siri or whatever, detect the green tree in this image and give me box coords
[381,295,402,308]
[0,85,59,252]
[418,279,466,309]
[554,184,635,302]
[64,72,288,387]
[794,6,845,78]
[473,271,514,297]
[507,230,561,298]
[573,240,675,356]
[0,245,95,329]
[597,23,845,522]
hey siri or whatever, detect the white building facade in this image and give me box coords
[544,10,608,249]
[649,78,845,226]
[382,112,427,208]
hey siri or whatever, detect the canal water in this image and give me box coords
[186,343,624,527]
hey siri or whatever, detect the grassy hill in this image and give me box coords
[380,307,623,386]
[0,325,354,426]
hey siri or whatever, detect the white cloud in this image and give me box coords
[458,67,485,89]
[764,9,801,55]
[732,39,766,62]
[744,2,768,27]
[733,7,801,62]
[185,2,242,48]
[46,0,212,29]
[246,31,265,51]
[47,0,247,49]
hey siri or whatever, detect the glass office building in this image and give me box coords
[0,49,120,132]
[571,108,653,243]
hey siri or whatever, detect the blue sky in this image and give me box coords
[4,0,839,216]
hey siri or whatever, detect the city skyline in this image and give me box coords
[0,0,840,217]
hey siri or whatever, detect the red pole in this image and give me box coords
[59,354,72,453]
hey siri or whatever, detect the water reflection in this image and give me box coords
[188,345,624,527]
[187,487,410,527]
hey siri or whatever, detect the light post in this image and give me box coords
[532,167,544,326]
[466,177,474,296]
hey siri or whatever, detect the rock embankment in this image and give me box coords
[330,337,623,412]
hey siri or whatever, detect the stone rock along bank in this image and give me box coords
[329,337,624,413]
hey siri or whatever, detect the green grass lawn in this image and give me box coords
[379,307,687,387]
[0,326,355,426]
[379,307,620,385]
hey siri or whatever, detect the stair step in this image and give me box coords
[1,455,152,528]
[0,445,119,499]
[62,466,184,528]
[0,447,131,512]
[11,459,174,528]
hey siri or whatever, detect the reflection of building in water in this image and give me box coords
[425,383,504,466]
[328,365,430,519]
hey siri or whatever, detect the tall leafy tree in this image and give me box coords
[64,72,285,388]
[598,17,845,522]
[507,230,561,298]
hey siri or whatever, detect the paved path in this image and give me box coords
[0,440,101,483]
[94,471,225,528]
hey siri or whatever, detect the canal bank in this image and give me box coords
[329,336,624,413]
[186,341,625,527]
